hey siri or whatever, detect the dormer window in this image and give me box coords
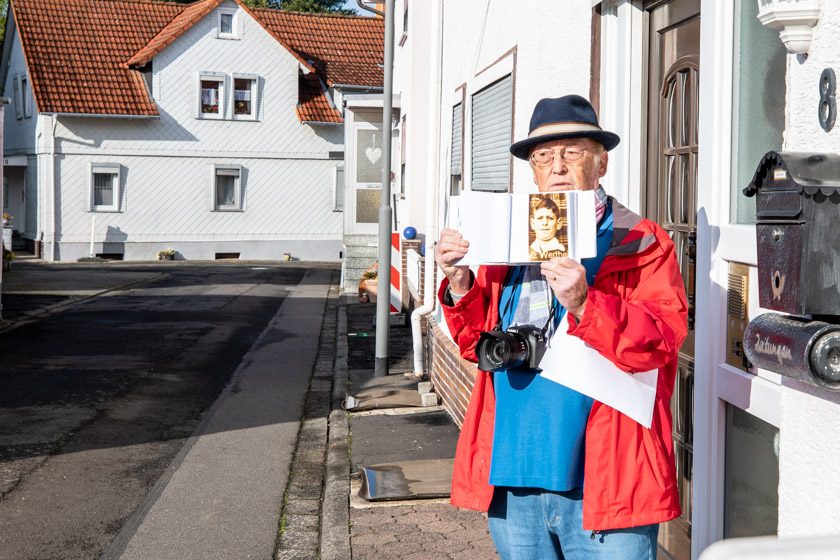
[218,9,238,39]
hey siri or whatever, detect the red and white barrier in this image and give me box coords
[390,232,401,313]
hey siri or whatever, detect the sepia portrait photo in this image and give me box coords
[527,193,569,261]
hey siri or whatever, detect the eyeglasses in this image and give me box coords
[529,146,592,167]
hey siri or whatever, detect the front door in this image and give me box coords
[347,124,385,235]
[644,1,700,558]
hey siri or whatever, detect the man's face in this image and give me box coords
[530,208,558,241]
[529,138,608,193]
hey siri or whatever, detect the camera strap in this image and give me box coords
[498,266,558,339]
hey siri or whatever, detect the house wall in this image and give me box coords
[776,1,840,538]
[2,27,37,156]
[41,1,344,260]
[418,1,594,419]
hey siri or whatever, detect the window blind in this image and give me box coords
[470,75,512,192]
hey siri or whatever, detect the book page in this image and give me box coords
[508,192,571,263]
[570,190,596,260]
[453,191,512,265]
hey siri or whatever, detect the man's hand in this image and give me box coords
[541,257,588,320]
[435,228,472,294]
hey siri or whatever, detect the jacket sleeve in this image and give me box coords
[438,267,500,364]
[567,234,688,373]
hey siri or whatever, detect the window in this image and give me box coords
[12,76,21,120]
[218,9,238,39]
[213,165,242,211]
[21,76,31,118]
[730,0,785,224]
[90,164,121,212]
[471,74,513,192]
[233,76,257,119]
[450,102,463,195]
[399,115,407,197]
[199,75,225,118]
[333,165,345,212]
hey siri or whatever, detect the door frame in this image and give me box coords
[597,1,782,558]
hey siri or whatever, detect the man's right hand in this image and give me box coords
[435,228,472,294]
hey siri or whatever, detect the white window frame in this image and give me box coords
[90,164,121,213]
[464,52,515,193]
[212,164,243,211]
[231,74,258,121]
[12,75,22,120]
[217,8,239,40]
[198,72,226,119]
[333,164,345,212]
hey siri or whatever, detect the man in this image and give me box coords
[435,95,688,559]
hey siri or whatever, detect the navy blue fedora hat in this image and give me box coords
[510,95,620,160]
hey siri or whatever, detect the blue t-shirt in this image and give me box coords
[488,204,614,491]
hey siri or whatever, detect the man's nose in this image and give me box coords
[551,154,568,173]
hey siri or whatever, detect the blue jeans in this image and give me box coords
[487,487,659,560]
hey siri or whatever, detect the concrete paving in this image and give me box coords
[109,268,334,560]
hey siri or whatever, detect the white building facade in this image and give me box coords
[1,0,383,261]
[392,0,840,558]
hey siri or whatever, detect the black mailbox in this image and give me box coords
[743,151,840,316]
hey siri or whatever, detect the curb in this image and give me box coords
[320,294,351,560]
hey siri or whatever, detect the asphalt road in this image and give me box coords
[0,263,335,560]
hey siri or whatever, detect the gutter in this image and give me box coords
[49,114,57,262]
[50,113,159,120]
[411,0,443,377]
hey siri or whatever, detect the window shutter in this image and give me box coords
[470,75,512,192]
[451,103,462,175]
[13,76,22,119]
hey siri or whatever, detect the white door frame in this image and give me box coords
[693,0,781,557]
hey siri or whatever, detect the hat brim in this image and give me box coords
[510,130,621,160]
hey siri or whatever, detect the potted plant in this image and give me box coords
[357,262,378,302]
[157,248,177,260]
[2,246,15,272]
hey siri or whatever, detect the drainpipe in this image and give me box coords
[372,0,395,377]
[410,0,443,377]
[356,0,383,17]
[49,114,57,262]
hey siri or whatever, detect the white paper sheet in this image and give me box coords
[538,315,658,428]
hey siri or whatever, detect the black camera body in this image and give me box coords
[476,324,547,372]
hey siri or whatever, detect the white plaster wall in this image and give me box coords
[438,0,592,194]
[776,0,840,538]
[394,2,434,234]
[53,152,343,258]
[2,25,37,155]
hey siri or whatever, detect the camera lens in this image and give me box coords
[477,330,529,371]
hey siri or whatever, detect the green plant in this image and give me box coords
[157,248,176,259]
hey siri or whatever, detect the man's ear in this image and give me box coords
[598,151,609,178]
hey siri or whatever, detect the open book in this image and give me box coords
[449,190,597,265]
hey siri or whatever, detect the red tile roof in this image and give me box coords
[126,0,223,68]
[296,73,341,123]
[10,0,383,121]
[12,0,181,116]
[254,8,384,88]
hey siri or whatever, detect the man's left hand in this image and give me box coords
[541,257,588,320]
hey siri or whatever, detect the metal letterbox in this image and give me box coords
[743,151,840,316]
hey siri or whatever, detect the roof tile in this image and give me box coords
[12,0,383,117]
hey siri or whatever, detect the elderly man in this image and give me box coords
[435,95,688,559]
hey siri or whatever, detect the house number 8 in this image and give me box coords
[819,68,836,132]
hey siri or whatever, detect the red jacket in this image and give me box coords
[439,199,688,531]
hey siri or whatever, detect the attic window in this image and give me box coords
[218,9,238,39]
[198,74,225,119]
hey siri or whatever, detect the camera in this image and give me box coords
[476,324,547,372]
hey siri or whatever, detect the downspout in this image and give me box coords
[49,114,57,262]
[356,0,384,17]
[411,0,443,377]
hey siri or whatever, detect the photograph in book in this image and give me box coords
[527,193,570,261]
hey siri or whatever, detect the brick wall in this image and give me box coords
[425,316,477,427]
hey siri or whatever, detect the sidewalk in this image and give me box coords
[316,299,497,560]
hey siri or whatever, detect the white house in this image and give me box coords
[0,0,383,261]
[390,0,840,558]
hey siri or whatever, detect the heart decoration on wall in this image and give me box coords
[365,146,382,165]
